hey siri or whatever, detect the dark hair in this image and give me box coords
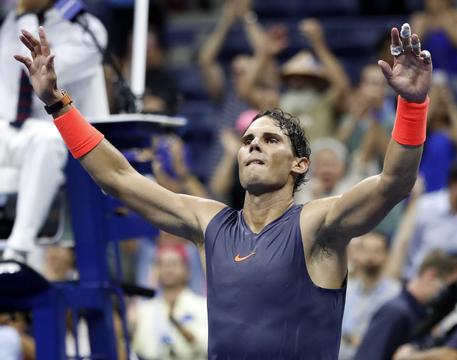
[418,250,457,279]
[251,108,311,191]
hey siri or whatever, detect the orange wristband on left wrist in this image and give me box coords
[392,96,429,146]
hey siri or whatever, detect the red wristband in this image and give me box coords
[53,107,104,158]
[392,96,429,146]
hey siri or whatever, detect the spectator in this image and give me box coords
[419,71,457,192]
[280,19,350,141]
[198,0,278,170]
[109,26,180,115]
[0,313,32,360]
[394,326,457,360]
[410,0,457,93]
[337,64,394,157]
[0,0,109,262]
[132,244,208,360]
[398,164,457,279]
[241,18,350,141]
[294,137,349,204]
[340,231,401,360]
[354,250,457,360]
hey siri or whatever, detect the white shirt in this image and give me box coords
[340,276,401,359]
[133,288,208,360]
[0,7,109,122]
[0,326,22,360]
[404,189,457,278]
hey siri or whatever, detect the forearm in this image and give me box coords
[209,154,237,198]
[398,348,457,360]
[379,140,422,199]
[311,40,350,95]
[198,19,231,66]
[380,97,428,199]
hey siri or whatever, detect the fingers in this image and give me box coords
[13,55,32,69]
[411,34,421,56]
[19,34,36,57]
[419,50,432,65]
[38,26,51,57]
[21,29,42,56]
[400,23,412,53]
[45,54,55,70]
[390,27,403,57]
[377,60,393,80]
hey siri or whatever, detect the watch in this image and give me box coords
[44,90,73,114]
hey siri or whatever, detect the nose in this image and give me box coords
[249,137,261,152]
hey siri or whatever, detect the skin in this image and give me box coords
[15,25,432,290]
[16,0,52,15]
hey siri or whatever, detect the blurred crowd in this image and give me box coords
[2,0,457,359]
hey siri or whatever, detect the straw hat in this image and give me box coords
[281,51,329,83]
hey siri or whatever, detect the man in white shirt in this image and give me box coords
[0,0,109,260]
[132,244,208,360]
[340,232,401,359]
[403,164,457,278]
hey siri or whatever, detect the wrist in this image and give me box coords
[44,90,64,106]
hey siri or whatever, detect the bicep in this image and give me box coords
[324,175,399,241]
[80,140,224,242]
[115,171,223,241]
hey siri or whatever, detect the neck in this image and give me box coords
[359,270,382,290]
[243,187,294,234]
[163,286,184,305]
[406,278,428,304]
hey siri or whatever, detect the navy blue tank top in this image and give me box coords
[204,204,346,359]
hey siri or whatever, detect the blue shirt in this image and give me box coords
[354,288,427,360]
[204,205,346,359]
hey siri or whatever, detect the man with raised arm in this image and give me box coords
[15,23,432,358]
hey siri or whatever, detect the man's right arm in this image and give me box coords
[15,27,226,243]
[78,137,225,242]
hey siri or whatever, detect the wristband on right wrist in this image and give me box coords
[53,107,104,158]
[392,96,429,146]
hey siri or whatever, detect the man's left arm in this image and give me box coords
[321,24,432,245]
[394,346,457,360]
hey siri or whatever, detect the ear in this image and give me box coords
[291,157,309,176]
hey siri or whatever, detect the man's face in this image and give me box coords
[359,233,388,277]
[313,149,345,192]
[157,249,188,289]
[238,116,307,195]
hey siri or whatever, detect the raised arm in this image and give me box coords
[318,24,432,246]
[300,19,351,108]
[15,27,225,243]
[197,0,238,102]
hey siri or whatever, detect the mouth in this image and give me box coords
[246,159,265,166]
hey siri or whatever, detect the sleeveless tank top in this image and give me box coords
[204,204,346,359]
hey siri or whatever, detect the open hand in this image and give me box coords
[378,24,432,103]
[14,27,60,105]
